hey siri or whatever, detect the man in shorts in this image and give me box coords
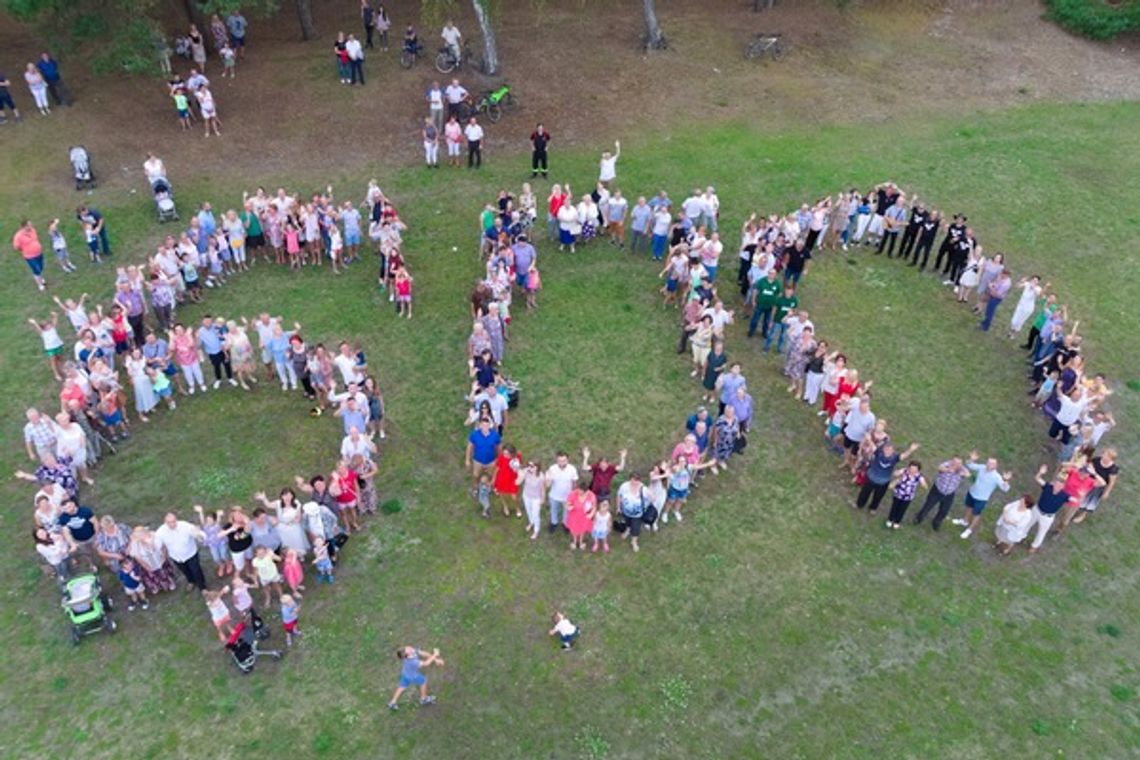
[951,452,1011,539]
[388,645,443,710]
[606,189,629,248]
[465,417,501,491]
[12,218,46,291]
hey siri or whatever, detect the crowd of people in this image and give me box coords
[19,177,403,649]
[452,151,1121,559]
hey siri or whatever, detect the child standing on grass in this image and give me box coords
[117,558,149,611]
[98,389,129,441]
[525,263,541,310]
[252,546,283,607]
[388,646,444,711]
[477,473,492,518]
[548,612,579,650]
[194,505,229,576]
[204,586,233,643]
[281,594,301,646]
[28,313,65,381]
[312,537,334,583]
[84,222,102,264]
[53,293,89,333]
[149,367,176,411]
[48,218,76,272]
[591,500,612,553]
[230,576,254,619]
[285,222,301,270]
[394,267,414,318]
[826,393,849,453]
[328,223,344,274]
[282,548,305,598]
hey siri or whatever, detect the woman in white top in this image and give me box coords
[516,460,547,540]
[598,140,620,184]
[557,200,581,253]
[125,348,158,420]
[143,154,167,184]
[24,63,50,114]
[577,194,599,242]
[994,496,1035,555]
[34,527,72,587]
[255,488,311,555]
[53,412,94,484]
[1008,275,1045,339]
[956,245,981,302]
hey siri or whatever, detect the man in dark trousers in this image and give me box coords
[362,1,375,48]
[910,209,941,270]
[530,123,551,178]
[935,213,967,280]
[898,198,927,262]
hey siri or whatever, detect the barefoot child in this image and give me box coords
[117,558,150,611]
[591,499,612,553]
[387,646,444,711]
[282,548,305,598]
[548,611,579,650]
[28,313,65,381]
[281,593,301,646]
[204,586,234,643]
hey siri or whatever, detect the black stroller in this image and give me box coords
[69,146,96,190]
[225,621,281,674]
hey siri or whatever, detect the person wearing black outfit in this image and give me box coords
[910,209,941,269]
[946,228,975,285]
[362,1,375,48]
[530,123,551,178]
[935,214,966,276]
[898,200,927,261]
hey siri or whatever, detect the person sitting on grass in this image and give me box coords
[549,611,579,650]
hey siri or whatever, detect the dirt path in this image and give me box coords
[3,0,1138,192]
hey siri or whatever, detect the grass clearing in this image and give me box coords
[0,101,1138,758]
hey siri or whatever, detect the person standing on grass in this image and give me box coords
[388,646,444,710]
[911,209,941,270]
[993,495,1035,555]
[978,268,1012,331]
[629,196,652,256]
[36,52,71,106]
[951,453,1011,539]
[445,78,467,120]
[426,81,445,131]
[854,441,919,514]
[544,452,578,535]
[1007,275,1045,339]
[346,34,365,85]
[607,190,628,248]
[226,10,248,60]
[912,457,971,531]
[24,63,50,115]
[464,117,484,169]
[617,473,650,552]
[491,444,523,517]
[0,72,22,123]
[897,198,927,262]
[530,123,551,178]
[582,447,626,501]
[154,512,207,591]
[12,219,47,291]
[598,140,620,185]
[747,269,781,339]
[885,461,927,529]
[465,417,501,493]
[1028,464,1069,555]
[198,315,236,389]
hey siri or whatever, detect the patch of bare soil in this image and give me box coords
[2,0,1138,193]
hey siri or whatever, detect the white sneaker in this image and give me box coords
[950,518,968,527]
[228,378,238,387]
[842,243,848,251]
[379,431,386,439]
[281,382,288,391]
[188,386,195,395]
[661,511,668,524]
[213,380,221,389]
[199,385,209,393]
[675,511,683,522]
[959,528,973,539]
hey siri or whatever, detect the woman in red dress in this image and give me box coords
[564,482,597,551]
[492,445,523,518]
[329,460,361,533]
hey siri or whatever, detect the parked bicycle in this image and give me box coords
[400,41,425,69]
[744,32,786,61]
[435,42,478,74]
[474,84,516,123]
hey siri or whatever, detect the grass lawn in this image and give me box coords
[1,101,1138,759]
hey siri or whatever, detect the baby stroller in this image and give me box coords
[62,574,116,645]
[226,621,282,674]
[69,146,96,191]
[151,177,179,222]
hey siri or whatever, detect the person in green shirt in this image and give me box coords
[747,270,782,339]
[240,201,265,263]
[1022,293,1058,352]
[173,91,190,131]
[764,285,800,353]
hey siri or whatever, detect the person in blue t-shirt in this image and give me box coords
[465,417,501,490]
[387,645,444,710]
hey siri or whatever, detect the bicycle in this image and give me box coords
[434,42,477,74]
[400,41,424,69]
[744,32,786,61]
[473,84,516,123]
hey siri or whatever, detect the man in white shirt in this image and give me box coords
[341,426,377,462]
[334,341,365,385]
[464,117,484,169]
[155,512,206,590]
[472,386,509,429]
[544,452,578,534]
[248,313,280,377]
[143,154,167,184]
[682,189,704,224]
[444,78,467,119]
[701,186,720,231]
[345,34,365,85]
[598,140,620,184]
[440,20,462,61]
[426,80,444,130]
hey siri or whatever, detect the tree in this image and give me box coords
[293,0,317,40]
[470,0,498,75]
[643,0,667,50]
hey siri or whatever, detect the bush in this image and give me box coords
[1044,0,1140,40]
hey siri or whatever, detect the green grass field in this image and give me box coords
[1,101,1138,759]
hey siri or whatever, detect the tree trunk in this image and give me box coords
[471,0,499,75]
[643,0,667,50]
[294,0,318,41]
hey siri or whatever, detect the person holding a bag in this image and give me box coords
[617,473,653,553]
